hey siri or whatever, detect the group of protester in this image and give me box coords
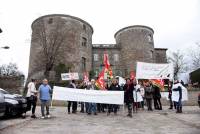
[26,77,185,119]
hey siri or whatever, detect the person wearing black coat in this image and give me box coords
[107,79,121,115]
[144,82,154,111]
[67,80,77,114]
[153,86,162,110]
[123,78,134,117]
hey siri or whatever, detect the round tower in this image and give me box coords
[28,14,93,80]
[114,25,154,76]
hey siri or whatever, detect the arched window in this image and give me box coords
[147,34,152,42]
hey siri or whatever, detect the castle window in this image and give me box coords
[114,54,119,62]
[150,50,154,58]
[83,24,86,31]
[94,54,98,61]
[95,69,99,77]
[147,34,152,42]
[48,18,53,24]
[82,37,87,47]
[81,57,86,71]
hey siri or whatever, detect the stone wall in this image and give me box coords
[0,76,24,94]
[154,48,168,63]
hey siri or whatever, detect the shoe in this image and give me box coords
[41,116,45,119]
[21,115,26,119]
[47,115,51,118]
[179,107,182,113]
[31,115,37,118]
[127,113,132,117]
[72,111,76,114]
[68,112,70,114]
[87,113,91,115]
[21,113,26,119]
[176,107,180,113]
[94,113,98,115]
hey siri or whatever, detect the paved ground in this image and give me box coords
[0,106,200,134]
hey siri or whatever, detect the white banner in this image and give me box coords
[136,62,174,80]
[61,73,79,80]
[52,86,124,105]
[172,83,188,102]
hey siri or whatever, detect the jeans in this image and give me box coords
[88,103,97,114]
[127,102,132,115]
[108,104,118,113]
[146,98,153,111]
[68,101,77,113]
[40,100,50,116]
[154,98,162,110]
[85,102,89,113]
[176,100,182,108]
[80,102,84,112]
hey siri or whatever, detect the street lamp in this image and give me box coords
[0,46,10,49]
[0,28,9,49]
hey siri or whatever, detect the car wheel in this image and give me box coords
[6,107,16,117]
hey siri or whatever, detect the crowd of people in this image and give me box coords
[25,77,185,119]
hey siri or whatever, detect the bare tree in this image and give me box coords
[33,18,69,78]
[190,42,200,70]
[0,62,22,76]
[168,50,187,79]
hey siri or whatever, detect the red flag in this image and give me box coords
[103,53,113,79]
[95,68,106,90]
[104,53,110,68]
[151,79,165,91]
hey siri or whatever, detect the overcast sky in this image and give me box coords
[0,0,200,77]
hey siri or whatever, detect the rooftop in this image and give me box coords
[114,25,154,38]
[31,14,94,33]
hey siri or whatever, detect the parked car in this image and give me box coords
[0,92,6,117]
[198,93,200,108]
[0,88,27,117]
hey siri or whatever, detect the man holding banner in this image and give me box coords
[67,80,77,114]
[172,80,188,113]
[107,79,121,116]
[87,79,98,115]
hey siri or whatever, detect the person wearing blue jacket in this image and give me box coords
[39,78,52,119]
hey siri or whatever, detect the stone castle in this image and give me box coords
[28,14,167,80]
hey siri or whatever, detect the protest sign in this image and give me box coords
[136,62,174,80]
[61,73,79,80]
[52,86,124,105]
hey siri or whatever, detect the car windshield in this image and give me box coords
[0,89,9,94]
